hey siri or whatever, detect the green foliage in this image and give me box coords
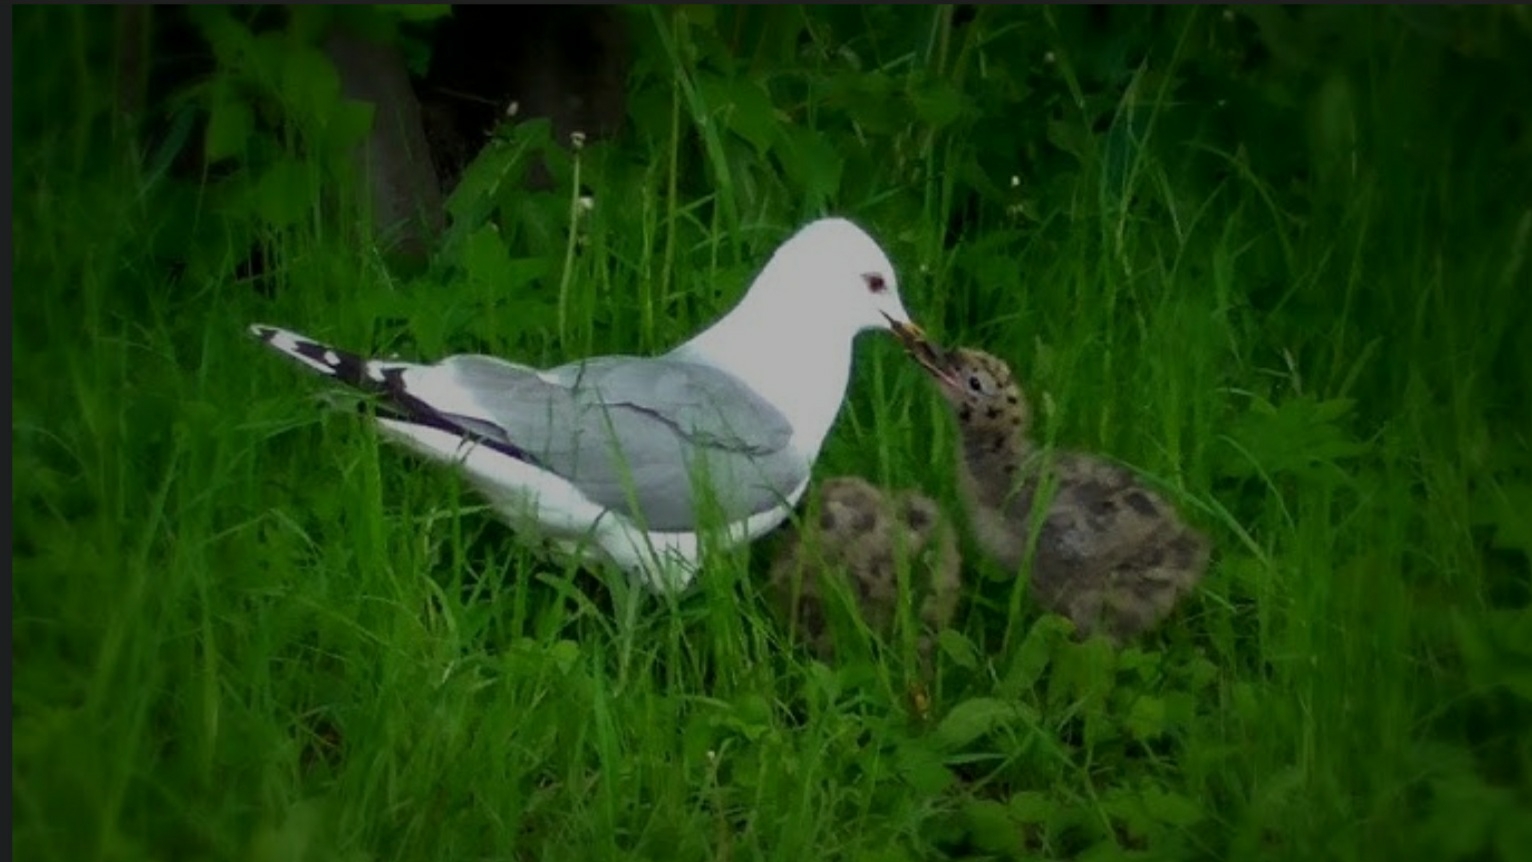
[12,5,1532,862]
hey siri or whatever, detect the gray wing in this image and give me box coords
[406,353,805,531]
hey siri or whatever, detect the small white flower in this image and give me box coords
[571,131,587,151]
[578,196,595,213]
[506,100,520,117]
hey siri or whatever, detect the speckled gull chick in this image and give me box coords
[250,218,926,593]
[902,342,1211,644]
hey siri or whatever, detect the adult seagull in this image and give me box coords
[250,217,927,592]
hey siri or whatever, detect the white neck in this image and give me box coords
[668,287,856,462]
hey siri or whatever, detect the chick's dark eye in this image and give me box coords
[863,273,887,294]
[968,375,983,392]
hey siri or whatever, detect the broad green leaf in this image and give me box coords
[999,615,1071,697]
[1141,787,1204,827]
[804,660,841,709]
[463,225,514,289]
[1425,773,1501,859]
[1183,656,1220,691]
[205,97,253,163]
[1046,634,1116,713]
[280,42,343,126]
[1219,394,1367,483]
[1163,691,1198,731]
[1470,481,1532,553]
[505,256,554,288]
[1047,118,1092,162]
[548,639,580,675]
[778,124,844,205]
[1124,694,1166,741]
[1009,790,1055,824]
[697,75,781,157]
[1231,681,1262,725]
[446,121,550,229]
[186,6,254,69]
[908,79,967,130]
[250,798,326,862]
[1114,645,1161,681]
[1100,786,1155,843]
[936,628,981,670]
[964,799,1017,855]
[934,697,1023,751]
[828,72,902,135]
[254,161,314,228]
[732,692,774,736]
[325,99,375,156]
[894,742,954,795]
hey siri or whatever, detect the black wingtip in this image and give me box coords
[250,323,547,470]
[248,323,375,388]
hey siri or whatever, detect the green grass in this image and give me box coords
[13,6,1532,862]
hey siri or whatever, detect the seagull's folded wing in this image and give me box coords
[391,353,806,532]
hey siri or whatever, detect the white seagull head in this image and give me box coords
[750,217,927,346]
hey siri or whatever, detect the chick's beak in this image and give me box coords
[881,313,961,388]
[887,317,927,351]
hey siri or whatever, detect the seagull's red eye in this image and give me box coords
[863,273,888,294]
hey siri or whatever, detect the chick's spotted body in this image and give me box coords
[766,476,961,660]
[917,347,1210,644]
